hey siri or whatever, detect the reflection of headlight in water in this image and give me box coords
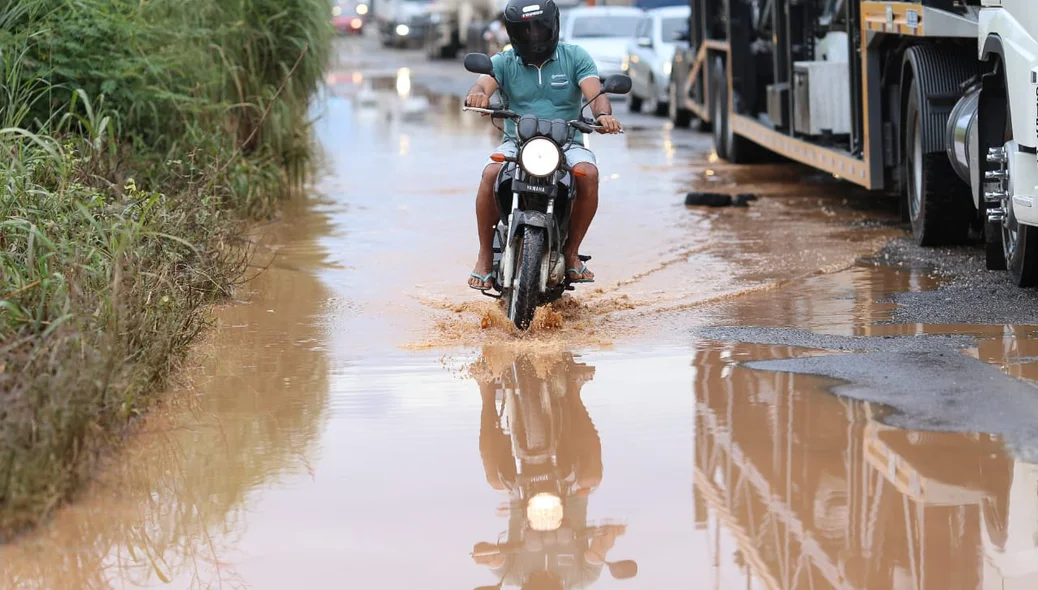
[396,67,411,97]
[527,493,563,532]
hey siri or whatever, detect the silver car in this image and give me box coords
[624,5,690,116]
[559,6,643,81]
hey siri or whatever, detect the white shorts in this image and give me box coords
[484,141,597,170]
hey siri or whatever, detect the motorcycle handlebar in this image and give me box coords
[461,108,624,134]
[472,525,625,557]
[462,106,518,120]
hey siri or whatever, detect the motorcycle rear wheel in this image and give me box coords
[505,226,544,330]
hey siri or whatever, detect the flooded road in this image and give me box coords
[4,36,1038,589]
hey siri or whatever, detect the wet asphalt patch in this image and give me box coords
[700,326,1038,461]
[875,237,1038,326]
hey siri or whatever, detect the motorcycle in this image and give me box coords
[472,352,638,589]
[462,53,632,330]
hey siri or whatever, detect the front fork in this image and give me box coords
[499,193,557,294]
[500,192,520,290]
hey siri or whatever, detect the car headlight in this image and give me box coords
[356,3,368,14]
[664,61,672,76]
[332,5,342,16]
[519,138,561,177]
[527,493,564,532]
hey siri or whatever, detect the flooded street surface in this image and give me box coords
[5,36,1038,589]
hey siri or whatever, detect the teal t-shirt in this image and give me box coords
[490,43,599,143]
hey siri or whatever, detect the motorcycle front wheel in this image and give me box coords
[505,226,544,330]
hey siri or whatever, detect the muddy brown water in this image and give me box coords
[3,40,1038,589]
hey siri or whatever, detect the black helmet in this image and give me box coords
[502,0,560,65]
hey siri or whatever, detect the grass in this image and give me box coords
[0,0,331,536]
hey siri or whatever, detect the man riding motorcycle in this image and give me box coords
[465,0,623,291]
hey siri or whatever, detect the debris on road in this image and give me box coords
[684,192,759,207]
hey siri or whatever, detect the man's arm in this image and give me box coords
[465,75,500,109]
[578,77,622,134]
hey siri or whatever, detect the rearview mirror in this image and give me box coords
[607,560,638,579]
[637,36,652,48]
[464,53,494,76]
[602,74,632,95]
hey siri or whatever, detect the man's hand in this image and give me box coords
[595,114,622,134]
[465,91,490,109]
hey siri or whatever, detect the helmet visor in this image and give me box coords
[511,19,553,45]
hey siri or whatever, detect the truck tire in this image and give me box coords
[904,90,970,246]
[710,56,764,164]
[668,77,692,128]
[902,45,974,246]
[996,90,1038,285]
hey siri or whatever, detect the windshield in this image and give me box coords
[570,15,640,39]
[660,17,686,43]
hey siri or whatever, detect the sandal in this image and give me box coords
[469,271,497,291]
[566,264,595,283]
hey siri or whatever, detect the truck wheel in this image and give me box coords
[997,108,1038,285]
[904,88,971,245]
[710,56,730,160]
[1004,207,1038,286]
[710,56,763,164]
[668,77,691,128]
[902,45,975,246]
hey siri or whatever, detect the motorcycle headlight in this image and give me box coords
[527,493,563,532]
[519,138,561,177]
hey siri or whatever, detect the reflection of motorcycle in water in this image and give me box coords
[471,351,637,590]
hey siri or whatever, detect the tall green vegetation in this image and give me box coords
[0,0,331,536]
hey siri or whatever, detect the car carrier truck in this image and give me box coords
[668,1,1038,286]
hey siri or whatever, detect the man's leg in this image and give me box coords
[566,162,599,281]
[469,162,502,289]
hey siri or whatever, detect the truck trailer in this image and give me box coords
[668,1,1038,286]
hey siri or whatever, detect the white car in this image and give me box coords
[624,5,690,116]
[559,6,643,81]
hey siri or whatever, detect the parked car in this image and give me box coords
[624,5,690,116]
[332,0,370,34]
[633,0,686,8]
[559,6,643,80]
[375,0,433,48]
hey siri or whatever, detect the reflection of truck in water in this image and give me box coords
[669,1,1038,288]
[691,342,1038,590]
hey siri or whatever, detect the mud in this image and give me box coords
[4,33,1038,590]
